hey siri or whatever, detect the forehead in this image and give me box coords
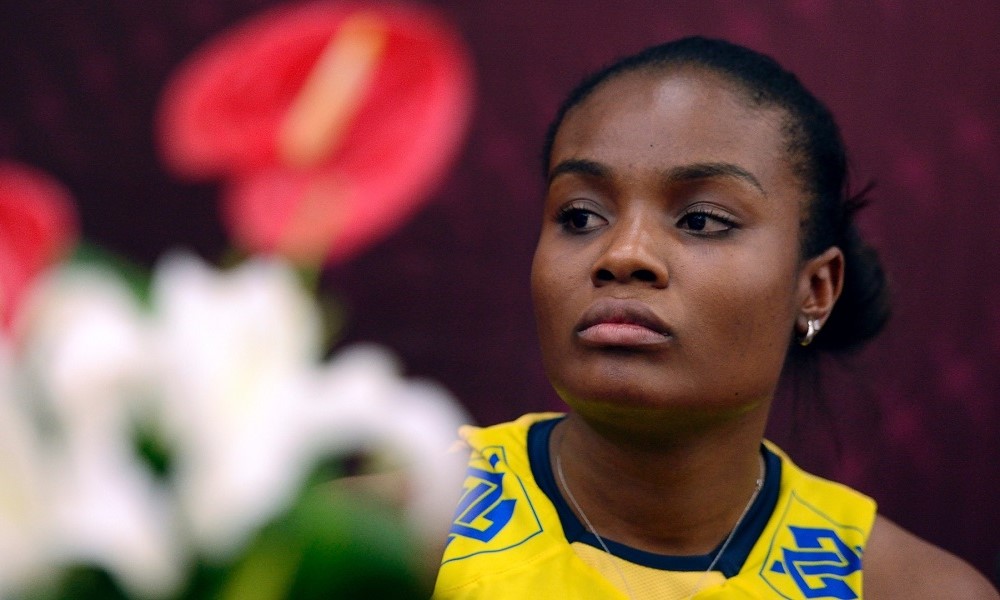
[551,69,798,195]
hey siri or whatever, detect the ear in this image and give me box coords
[795,246,844,335]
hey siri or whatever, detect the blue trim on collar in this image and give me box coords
[527,416,781,577]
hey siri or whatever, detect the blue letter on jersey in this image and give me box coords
[769,526,862,599]
[448,453,516,543]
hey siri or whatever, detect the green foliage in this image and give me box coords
[205,484,430,600]
[22,565,131,600]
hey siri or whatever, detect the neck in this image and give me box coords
[551,407,768,556]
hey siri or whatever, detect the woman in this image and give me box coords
[434,37,997,599]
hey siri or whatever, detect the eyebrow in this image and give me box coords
[547,158,610,184]
[548,158,766,196]
[665,162,766,196]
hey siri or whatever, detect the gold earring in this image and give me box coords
[799,318,821,347]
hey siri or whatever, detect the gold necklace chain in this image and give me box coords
[554,447,764,600]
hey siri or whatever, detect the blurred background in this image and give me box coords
[1,0,998,585]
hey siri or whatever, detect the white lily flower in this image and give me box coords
[15,265,151,450]
[370,379,470,546]
[12,266,185,599]
[47,445,184,599]
[1,251,472,597]
[151,253,323,558]
[151,254,470,560]
[303,344,470,547]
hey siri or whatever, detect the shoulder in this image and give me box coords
[458,412,564,448]
[766,441,878,533]
[864,515,998,599]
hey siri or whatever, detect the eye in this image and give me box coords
[556,205,607,233]
[677,208,737,235]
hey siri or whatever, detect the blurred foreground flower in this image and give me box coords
[2,254,469,599]
[4,1,475,593]
[157,1,474,266]
[0,161,78,328]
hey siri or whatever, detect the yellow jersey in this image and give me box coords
[435,413,876,599]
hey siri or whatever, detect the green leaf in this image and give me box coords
[218,484,430,600]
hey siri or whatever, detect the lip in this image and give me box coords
[575,298,672,348]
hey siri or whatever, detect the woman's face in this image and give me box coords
[532,69,816,431]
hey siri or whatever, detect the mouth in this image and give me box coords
[575,298,672,348]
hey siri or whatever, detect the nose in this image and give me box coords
[591,215,668,288]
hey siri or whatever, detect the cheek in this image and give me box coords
[531,240,589,371]
[685,249,799,383]
[730,272,796,341]
[531,235,582,306]
[530,245,565,339]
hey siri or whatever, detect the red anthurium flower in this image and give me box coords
[0,161,79,328]
[157,2,474,266]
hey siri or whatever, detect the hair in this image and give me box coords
[541,36,890,353]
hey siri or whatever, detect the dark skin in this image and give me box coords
[532,68,998,598]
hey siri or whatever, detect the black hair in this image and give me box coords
[542,36,890,353]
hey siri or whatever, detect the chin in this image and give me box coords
[553,379,768,440]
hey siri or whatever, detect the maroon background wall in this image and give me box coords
[2,0,998,583]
